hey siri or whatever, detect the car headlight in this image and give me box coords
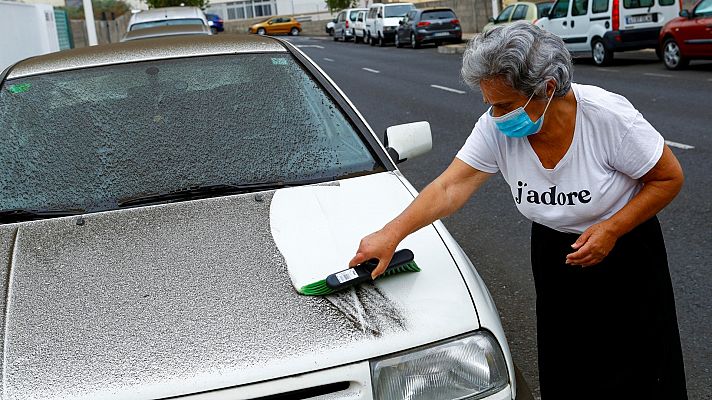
[370,331,509,400]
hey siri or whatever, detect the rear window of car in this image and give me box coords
[421,10,456,19]
[384,4,414,17]
[623,0,654,8]
[0,54,381,217]
[130,18,205,31]
[658,0,675,5]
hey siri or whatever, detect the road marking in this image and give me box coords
[362,68,380,74]
[598,68,620,72]
[323,57,335,62]
[430,84,466,94]
[665,140,695,150]
[297,45,324,49]
[643,72,673,78]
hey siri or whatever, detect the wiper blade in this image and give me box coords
[0,208,86,224]
[117,181,306,208]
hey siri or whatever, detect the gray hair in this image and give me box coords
[462,21,573,98]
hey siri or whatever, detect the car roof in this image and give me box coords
[6,34,287,80]
[130,6,204,23]
[121,24,212,42]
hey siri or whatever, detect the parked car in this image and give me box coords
[326,20,335,35]
[121,24,212,41]
[366,2,416,46]
[248,16,301,36]
[483,2,554,33]
[353,9,369,43]
[395,7,462,48]
[536,0,680,65]
[205,13,224,33]
[0,34,526,400]
[127,6,208,32]
[333,7,368,41]
[659,0,712,69]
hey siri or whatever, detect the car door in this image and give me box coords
[568,0,591,51]
[545,0,577,51]
[682,0,712,56]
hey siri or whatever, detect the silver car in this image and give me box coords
[0,35,531,399]
[121,24,212,42]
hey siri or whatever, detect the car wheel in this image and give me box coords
[328,28,334,36]
[290,27,299,36]
[591,38,613,66]
[411,33,420,49]
[663,38,689,70]
[395,33,403,48]
[378,33,385,47]
[257,28,266,35]
[210,27,218,34]
[369,33,376,46]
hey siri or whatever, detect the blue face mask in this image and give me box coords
[489,90,554,138]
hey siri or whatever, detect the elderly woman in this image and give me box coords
[350,21,688,399]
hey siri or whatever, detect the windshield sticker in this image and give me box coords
[7,83,31,94]
[271,58,288,66]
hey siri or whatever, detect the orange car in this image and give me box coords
[248,17,301,36]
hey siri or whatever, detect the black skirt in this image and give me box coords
[531,217,687,400]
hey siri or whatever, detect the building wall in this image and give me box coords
[0,1,60,71]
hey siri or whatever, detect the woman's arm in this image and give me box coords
[350,158,494,279]
[566,145,684,266]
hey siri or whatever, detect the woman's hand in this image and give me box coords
[349,228,402,280]
[566,221,619,267]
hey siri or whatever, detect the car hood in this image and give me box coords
[0,172,479,399]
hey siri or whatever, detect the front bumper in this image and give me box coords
[603,27,661,51]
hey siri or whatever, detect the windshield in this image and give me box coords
[0,54,381,219]
[384,5,414,17]
[130,18,205,31]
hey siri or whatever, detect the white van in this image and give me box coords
[535,0,680,65]
[366,2,416,46]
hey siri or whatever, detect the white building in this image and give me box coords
[204,0,369,22]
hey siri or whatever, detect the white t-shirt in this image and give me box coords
[456,83,664,234]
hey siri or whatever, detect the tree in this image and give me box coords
[145,0,209,8]
[324,0,357,12]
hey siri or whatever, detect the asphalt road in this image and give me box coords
[285,35,711,400]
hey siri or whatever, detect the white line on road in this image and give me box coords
[643,72,673,78]
[323,58,335,62]
[665,140,695,150]
[297,45,324,49]
[598,69,620,72]
[362,68,380,74]
[430,84,466,94]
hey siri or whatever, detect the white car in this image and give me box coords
[333,7,368,41]
[0,34,526,399]
[366,2,416,46]
[535,0,681,65]
[127,6,208,32]
[353,9,369,43]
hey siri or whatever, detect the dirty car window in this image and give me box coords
[0,54,380,215]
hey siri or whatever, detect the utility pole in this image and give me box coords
[82,0,98,46]
[491,0,499,17]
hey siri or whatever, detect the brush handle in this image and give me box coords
[325,249,415,292]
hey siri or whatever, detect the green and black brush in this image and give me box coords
[298,249,420,296]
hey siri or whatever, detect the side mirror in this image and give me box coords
[399,20,404,25]
[488,16,495,23]
[384,121,432,164]
[332,18,337,23]
[679,9,690,18]
[377,12,383,18]
[358,17,363,22]
[268,21,273,25]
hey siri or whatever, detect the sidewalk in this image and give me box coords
[438,32,475,54]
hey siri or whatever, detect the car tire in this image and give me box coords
[411,33,420,49]
[257,27,266,35]
[369,33,376,46]
[378,33,385,47]
[395,33,403,48]
[591,38,613,66]
[663,38,689,70]
[290,27,299,36]
[328,28,334,36]
[210,27,218,34]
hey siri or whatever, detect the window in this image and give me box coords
[349,10,360,21]
[659,0,675,5]
[549,0,570,18]
[536,2,553,17]
[511,5,528,20]
[694,0,712,14]
[422,10,456,19]
[368,8,377,19]
[623,0,654,8]
[496,5,515,22]
[384,4,414,17]
[572,0,588,15]
[130,18,205,31]
[592,0,608,13]
[0,54,381,216]
[337,12,345,22]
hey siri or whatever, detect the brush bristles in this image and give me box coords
[298,261,420,296]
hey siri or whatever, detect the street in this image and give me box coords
[286,35,712,400]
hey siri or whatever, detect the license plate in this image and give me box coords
[434,32,450,37]
[626,14,653,24]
